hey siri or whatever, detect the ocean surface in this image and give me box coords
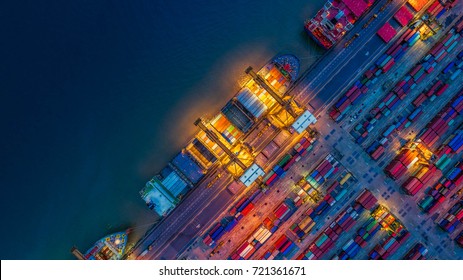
[1,0,325,259]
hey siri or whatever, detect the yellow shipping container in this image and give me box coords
[340,173,352,185]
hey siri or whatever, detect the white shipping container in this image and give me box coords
[407,157,419,169]
[240,244,254,257]
[260,231,272,243]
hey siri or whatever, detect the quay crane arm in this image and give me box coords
[71,246,86,260]
[194,118,247,170]
[245,66,300,118]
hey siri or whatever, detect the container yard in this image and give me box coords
[259,234,300,260]
[296,190,378,260]
[330,0,458,124]
[118,0,463,262]
[368,206,411,260]
[438,201,463,233]
[418,161,463,214]
[402,243,429,259]
[332,216,383,260]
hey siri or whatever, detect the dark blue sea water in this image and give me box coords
[1,0,324,259]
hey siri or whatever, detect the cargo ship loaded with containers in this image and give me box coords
[71,231,129,260]
[305,0,377,49]
[139,54,316,217]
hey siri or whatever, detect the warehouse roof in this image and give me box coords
[343,0,368,18]
[394,6,414,26]
[292,110,317,134]
[377,22,397,43]
[240,164,265,187]
[408,0,427,12]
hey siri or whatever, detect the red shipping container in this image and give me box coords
[236,242,250,255]
[241,203,254,216]
[360,239,368,248]
[404,30,415,41]
[383,59,395,72]
[388,96,400,109]
[317,160,329,173]
[427,202,441,214]
[427,1,440,14]
[410,65,422,76]
[274,235,288,250]
[356,190,370,204]
[390,44,403,57]
[279,241,292,253]
[364,197,378,210]
[349,89,362,102]
[430,43,444,56]
[456,19,463,33]
[413,93,427,106]
[396,88,406,99]
[416,74,427,84]
[430,118,444,131]
[338,98,351,112]
[329,109,340,120]
[429,80,443,95]
[436,84,449,96]
[361,86,369,94]
[345,86,357,97]
[344,219,356,231]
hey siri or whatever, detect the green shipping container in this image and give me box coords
[278,154,291,166]
[419,196,433,210]
[366,219,377,231]
[436,156,451,170]
[363,232,370,240]
[335,189,348,201]
[315,233,329,247]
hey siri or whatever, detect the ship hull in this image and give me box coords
[305,27,332,50]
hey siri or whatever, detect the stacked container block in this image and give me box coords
[438,201,463,233]
[419,162,463,213]
[296,190,378,260]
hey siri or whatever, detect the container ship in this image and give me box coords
[140,54,317,217]
[305,0,377,49]
[71,231,129,260]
